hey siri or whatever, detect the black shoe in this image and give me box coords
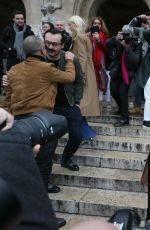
[47,183,60,193]
[114,119,129,127]
[61,159,79,171]
[56,217,66,228]
[143,120,150,129]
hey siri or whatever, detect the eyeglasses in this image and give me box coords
[45,41,61,47]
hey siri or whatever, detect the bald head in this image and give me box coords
[54,20,65,32]
[23,36,44,55]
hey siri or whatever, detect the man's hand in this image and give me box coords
[0,108,14,131]
[33,144,41,157]
[116,32,123,41]
[65,51,74,61]
[2,75,10,87]
[92,32,100,41]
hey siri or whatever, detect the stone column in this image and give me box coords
[22,0,43,32]
[145,0,150,8]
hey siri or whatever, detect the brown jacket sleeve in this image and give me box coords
[46,59,75,83]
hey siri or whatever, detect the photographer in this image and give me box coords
[0,108,58,230]
[124,14,150,114]
[106,30,142,126]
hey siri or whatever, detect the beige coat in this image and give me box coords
[71,33,100,116]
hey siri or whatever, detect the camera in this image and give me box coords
[122,32,133,44]
[90,26,100,34]
[0,109,68,146]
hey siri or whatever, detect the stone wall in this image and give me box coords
[22,0,150,33]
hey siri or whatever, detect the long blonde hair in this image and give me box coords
[68,15,85,37]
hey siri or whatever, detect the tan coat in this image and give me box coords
[3,56,75,116]
[71,33,100,116]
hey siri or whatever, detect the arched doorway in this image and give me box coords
[94,0,150,35]
[0,0,25,34]
[74,0,149,35]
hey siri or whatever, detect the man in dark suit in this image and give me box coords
[0,10,34,71]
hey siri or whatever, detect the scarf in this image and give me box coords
[13,23,26,60]
[121,50,129,85]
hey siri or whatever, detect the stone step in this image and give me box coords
[59,134,150,153]
[55,147,147,170]
[50,186,147,220]
[89,122,150,138]
[87,115,143,126]
[51,164,147,193]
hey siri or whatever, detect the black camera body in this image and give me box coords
[90,26,100,34]
[122,32,133,44]
[122,32,138,45]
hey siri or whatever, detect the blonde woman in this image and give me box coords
[68,15,100,141]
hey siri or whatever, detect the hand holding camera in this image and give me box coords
[90,26,100,41]
[116,31,124,41]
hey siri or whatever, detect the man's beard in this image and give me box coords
[46,49,60,60]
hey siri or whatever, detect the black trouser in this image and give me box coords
[110,76,132,120]
[54,105,82,161]
[146,153,150,221]
[36,105,82,188]
[36,140,57,189]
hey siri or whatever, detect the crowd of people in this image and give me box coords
[0,8,150,230]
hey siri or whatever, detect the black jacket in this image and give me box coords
[0,131,58,230]
[62,30,72,51]
[105,37,142,79]
[1,23,34,70]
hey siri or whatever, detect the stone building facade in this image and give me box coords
[1,0,150,34]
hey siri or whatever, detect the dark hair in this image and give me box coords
[44,28,65,44]
[12,10,25,19]
[42,22,54,29]
[86,16,109,34]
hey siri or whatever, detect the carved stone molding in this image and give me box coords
[41,0,62,23]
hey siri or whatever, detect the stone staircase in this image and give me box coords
[50,113,150,229]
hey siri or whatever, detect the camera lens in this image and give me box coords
[12,109,68,146]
